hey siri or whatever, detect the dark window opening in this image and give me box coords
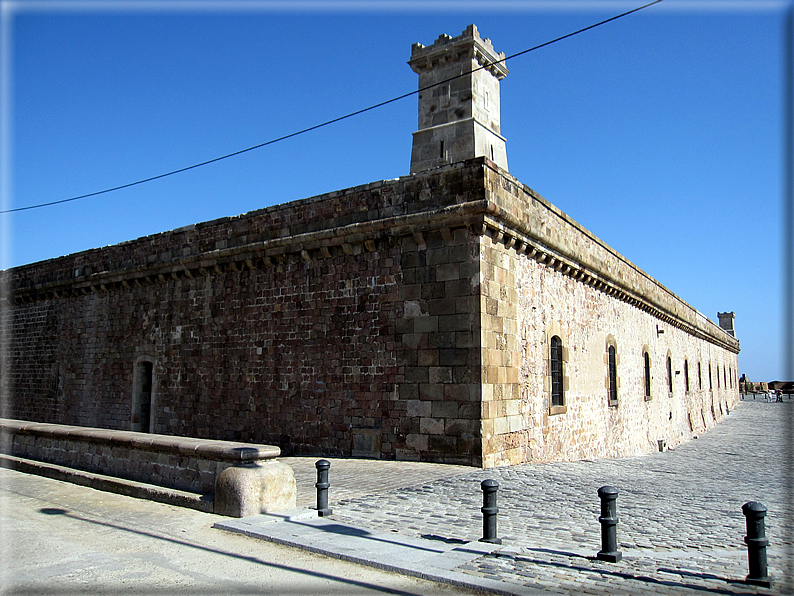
[709,362,713,390]
[644,352,651,399]
[684,360,690,393]
[608,345,618,404]
[667,356,673,394]
[550,335,564,407]
[440,140,444,159]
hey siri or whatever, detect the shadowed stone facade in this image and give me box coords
[0,26,739,467]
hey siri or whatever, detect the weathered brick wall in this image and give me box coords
[1,157,740,467]
[396,228,482,465]
[3,162,489,464]
[483,167,739,351]
[2,301,60,423]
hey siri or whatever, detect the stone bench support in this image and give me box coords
[0,418,296,517]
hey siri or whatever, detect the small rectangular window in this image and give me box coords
[684,360,690,393]
[550,336,564,407]
[667,356,673,395]
[608,345,618,405]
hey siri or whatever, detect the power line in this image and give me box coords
[2,0,663,215]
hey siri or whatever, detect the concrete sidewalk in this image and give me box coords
[217,511,525,595]
[0,466,482,595]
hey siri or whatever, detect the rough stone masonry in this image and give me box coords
[0,25,740,467]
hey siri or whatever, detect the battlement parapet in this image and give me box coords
[409,24,508,80]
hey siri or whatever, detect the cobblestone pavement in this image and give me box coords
[280,457,473,508]
[285,401,793,595]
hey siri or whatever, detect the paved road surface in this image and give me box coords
[1,400,791,595]
[284,400,793,595]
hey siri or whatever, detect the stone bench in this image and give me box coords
[0,418,296,517]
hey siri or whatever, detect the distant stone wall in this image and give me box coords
[1,157,739,467]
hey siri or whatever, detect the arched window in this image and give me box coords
[684,359,690,393]
[545,328,568,415]
[550,335,564,407]
[644,351,651,400]
[608,345,618,405]
[667,355,673,395]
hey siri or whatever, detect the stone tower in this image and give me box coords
[409,24,509,174]
[718,312,736,337]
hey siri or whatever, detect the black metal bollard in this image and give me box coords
[596,486,622,562]
[479,479,502,544]
[742,502,771,587]
[315,459,333,517]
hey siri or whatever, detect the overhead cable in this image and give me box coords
[2,0,662,215]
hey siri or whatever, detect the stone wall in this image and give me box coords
[1,157,740,467]
[2,162,490,465]
[477,165,740,466]
[396,228,482,463]
[0,418,282,495]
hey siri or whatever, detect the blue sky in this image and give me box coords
[1,0,788,381]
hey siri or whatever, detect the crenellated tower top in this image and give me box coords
[409,24,509,80]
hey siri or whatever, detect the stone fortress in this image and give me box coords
[2,25,740,468]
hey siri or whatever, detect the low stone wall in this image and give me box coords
[0,418,296,516]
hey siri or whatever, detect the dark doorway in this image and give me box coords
[139,361,152,433]
[133,360,153,433]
